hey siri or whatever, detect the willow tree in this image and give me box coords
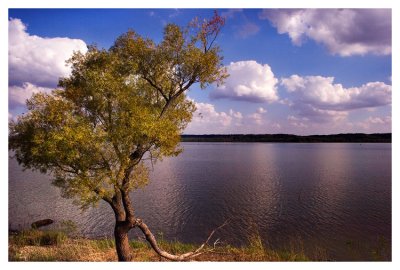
[9,13,227,261]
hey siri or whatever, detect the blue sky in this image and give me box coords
[8,8,392,135]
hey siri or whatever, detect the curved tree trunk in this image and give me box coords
[107,188,134,262]
[106,186,226,261]
[114,222,132,261]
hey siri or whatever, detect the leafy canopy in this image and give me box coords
[9,13,227,208]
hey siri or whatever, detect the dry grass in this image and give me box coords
[14,229,393,262]
[9,229,319,262]
[9,228,390,262]
[9,236,117,261]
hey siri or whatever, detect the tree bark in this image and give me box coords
[114,222,132,261]
[109,189,133,262]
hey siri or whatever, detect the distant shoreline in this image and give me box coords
[181,133,391,143]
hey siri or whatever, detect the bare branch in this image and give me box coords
[136,218,229,261]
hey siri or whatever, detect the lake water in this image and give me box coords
[9,143,391,260]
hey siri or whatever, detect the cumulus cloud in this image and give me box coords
[184,100,340,134]
[246,107,268,125]
[9,82,52,109]
[185,101,243,134]
[281,75,391,111]
[210,61,279,103]
[356,116,391,130]
[9,18,87,87]
[281,75,391,124]
[193,102,243,126]
[260,9,391,56]
[185,101,277,134]
[285,111,358,134]
[247,112,264,125]
[290,103,349,124]
[287,115,309,128]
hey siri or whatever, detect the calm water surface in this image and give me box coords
[9,143,391,260]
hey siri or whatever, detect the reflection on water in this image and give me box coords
[9,143,391,260]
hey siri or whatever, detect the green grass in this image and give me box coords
[10,229,67,247]
[92,238,115,250]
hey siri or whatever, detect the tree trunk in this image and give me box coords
[114,222,132,261]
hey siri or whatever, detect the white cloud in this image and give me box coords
[280,75,391,124]
[229,109,243,120]
[210,61,279,103]
[247,112,264,125]
[287,115,309,128]
[281,75,391,111]
[260,9,391,56]
[292,104,349,124]
[257,107,267,114]
[286,111,365,134]
[356,116,391,130]
[245,107,268,126]
[9,18,87,87]
[185,101,243,134]
[194,102,241,127]
[9,82,52,109]
[287,115,308,129]
[185,101,277,134]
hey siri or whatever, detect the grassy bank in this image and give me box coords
[9,229,390,261]
[9,229,321,262]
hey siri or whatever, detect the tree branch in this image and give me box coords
[136,218,229,261]
[142,75,169,102]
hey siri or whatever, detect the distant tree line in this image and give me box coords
[181,133,391,143]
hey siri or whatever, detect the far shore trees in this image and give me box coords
[9,12,227,261]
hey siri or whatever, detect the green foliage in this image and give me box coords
[9,13,227,208]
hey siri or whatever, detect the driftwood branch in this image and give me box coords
[135,218,229,261]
